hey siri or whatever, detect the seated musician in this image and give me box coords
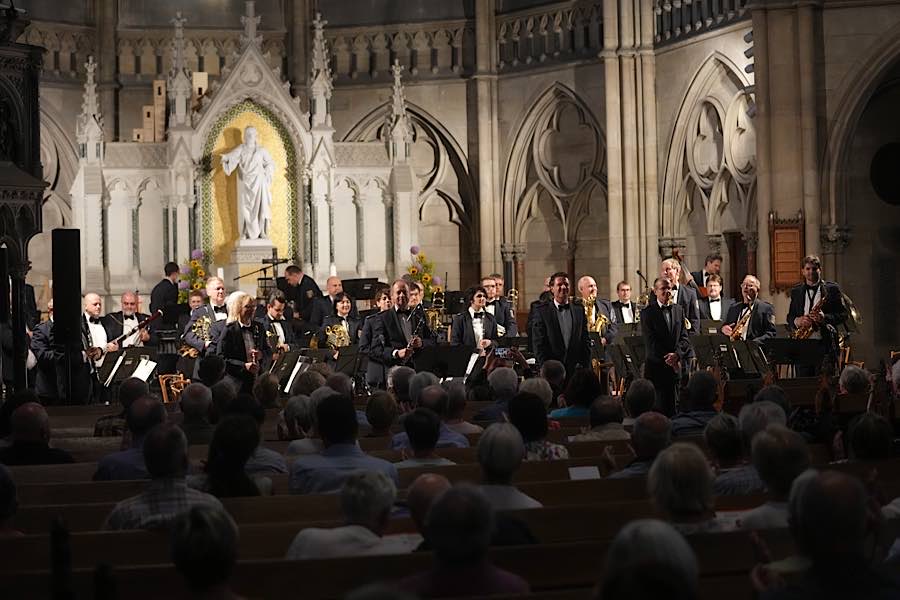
[449,285,498,352]
[317,292,362,356]
[258,291,301,354]
[720,275,776,343]
[216,291,272,393]
[102,291,151,348]
[698,274,733,321]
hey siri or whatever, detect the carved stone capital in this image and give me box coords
[500,243,516,263]
[820,225,851,253]
[658,237,686,259]
[707,233,725,253]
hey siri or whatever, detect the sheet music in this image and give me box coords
[464,352,480,378]
[103,354,125,387]
[284,358,304,393]
[130,358,157,382]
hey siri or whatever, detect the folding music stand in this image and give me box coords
[497,336,530,353]
[698,319,723,335]
[334,345,361,376]
[98,347,159,386]
[442,291,467,315]
[618,335,647,373]
[412,344,474,379]
[270,350,312,394]
[616,323,640,337]
[342,279,383,303]
[761,338,822,370]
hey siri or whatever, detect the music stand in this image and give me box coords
[342,279,383,311]
[618,335,647,373]
[301,348,332,363]
[699,319,723,335]
[443,291,467,315]
[616,323,640,337]
[412,344,474,379]
[98,347,159,384]
[334,345,361,376]
[690,334,728,370]
[588,332,607,361]
[761,338,822,370]
[270,351,312,394]
[607,344,637,381]
[497,336,530,353]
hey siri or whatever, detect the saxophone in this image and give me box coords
[178,314,212,358]
[730,304,754,341]
[585,295,610,333]
[792,294,826,340]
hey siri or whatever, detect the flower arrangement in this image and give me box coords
[177,248,208,303]
[406,245,443,300]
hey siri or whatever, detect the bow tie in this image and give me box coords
[240,324,254,331]
[472,312,484,320]
[397,309,410,316]
[88,316,101,324]
[557,304,570,312]
[661,304,673,311]
[805,284,818,292]
[709,298,720,303]
[213,305,226,314]
[622,303,631,310]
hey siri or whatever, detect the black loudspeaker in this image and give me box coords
[52,229,82,347]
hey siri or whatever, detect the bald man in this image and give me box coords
[576,275,618,347]
[309,276,359,329]
[84,293,118,367]
[103,291,151,348]
[0,402,74,465]
[720,275,776,343]
[407,473,452,536]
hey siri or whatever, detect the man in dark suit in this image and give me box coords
[30,301,61,403]
[359,285,391,389]
[661,258,700,334]
[721,275,777,343]
[531,272,591,374]
[257,291,301,354]
[183,277,228,357]
[276,265,321,324]
[786,255,847,374]
[216,292,272,393]
[102,291,152,348]
[369,279,435,387]
[641,277,694,416]
[688,252,723,291]
[309,276,360,329]
[611,280,638,325]
[697,274,734,322]
[450,286,499,351]
[150,262,181,332]
[576,275,618,347]
[481,276,517,337]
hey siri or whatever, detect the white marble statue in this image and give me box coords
[221,125,275,240]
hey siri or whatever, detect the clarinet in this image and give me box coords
[401,304,426,365]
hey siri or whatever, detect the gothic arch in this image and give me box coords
[661,52,756,239]
[501,82,607,245]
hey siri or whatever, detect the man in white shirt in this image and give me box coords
[611,281,636,324]
[84,293,118,369]
[102,291,151,349]
[183,277,228,356]
[698,274,734,323]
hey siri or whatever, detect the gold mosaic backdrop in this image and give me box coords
[209,110,291,265]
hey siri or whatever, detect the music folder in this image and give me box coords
[270,351,311,393]
[98,347,159,387]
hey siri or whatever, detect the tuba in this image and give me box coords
[178,314,212,358]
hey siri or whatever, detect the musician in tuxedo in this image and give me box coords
[786,255,847,374]
[102,291,152,348]
[30,299,60,403]
[526,277,552,352]
[150,261,184,333]
[309,276,360,329]
[276,265,321,324]
[697,274,734,322]
[531,272,591,374]
[360,286,392,388]
[369,279,435,385]
[178,290,204,336]
[216,291,272,393]
[661,258,700,334]
[720,275,776,343]
[481,276,518,337]
[317,291,362,349]
[641,278,694,416]
[576,275,618,346]
[450,286,499,351]
[257,291,301,354]
[183,276,228,356]
[688,253,723,291]
[82,293,118,403]
[611,281,638,325]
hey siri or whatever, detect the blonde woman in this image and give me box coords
[216,291,271,393]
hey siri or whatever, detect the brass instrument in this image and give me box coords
[792,294,826,340]
[506,288,520,311]
[325,323,351,350]
[730,304,754,341]
[159,373,190,404]
[425,290,446,334]
[178,314,212,358]
[584,295,610,333]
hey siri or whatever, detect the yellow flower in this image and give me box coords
[196,268,206,278]
[418,253,427,262]
[421,273,432,284]
[190,260,200,268]
[433,286,443,293]
[408,266,419,275]
[192,282,202,290]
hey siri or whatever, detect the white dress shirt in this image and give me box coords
[708,297,722,321]
[469,307,485,346]
[121,313,141,348]
[620,303,634,324]
[85,312,108,367]
[211,303,227,321]
[272,320,286,346]
[803,284,822,340]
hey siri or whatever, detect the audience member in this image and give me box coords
[670,371,719,437]
[190,415,270,497]
[540,360,566,407]
[407,473,452,536]
[179,383,214,445]
[387,365,416,408]
[290,369,326,397]
[753,385,790,418]
[754,470,900,599]
[94,396,166,480]
[279,394,308,441]
[223,394,287,476]
[0,464,22,537]
[287,471,411,559]
[286,389,332,455]
[473,367,519,422]
[572,397,631,442]
[443,381,483,435]
[550,368,602,418]
[519,377,554,411]
[394,408,456,469]
[740,425,809,530]
[196,354,227,388]
[624,378,656,426]
[712,401,785,495]
[171,505,240,598]
[508,391,569,460]
[704,413,743,473]
[104,425,223,529]
[477,423,542,510]
[0,403,74,466]
[847,412,893,460]
[393,385,468,449]
[307,361,333,379]
[608,412,671,479]
[599,519,698,600]
[648,442,724,535]
[0,389,36,440]
[839,364,871,397]
[93,377,149,438]
[290,393,398,494]
[398,484,530,597]
[365,390,399,438]
[253,373,281,409]
[210,380,237,423]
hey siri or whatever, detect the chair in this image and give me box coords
[158,373,190,404]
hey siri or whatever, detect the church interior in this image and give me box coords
[2,0,900,597]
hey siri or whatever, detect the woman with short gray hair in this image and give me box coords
[477,423,542,510]
[649,443,724,534]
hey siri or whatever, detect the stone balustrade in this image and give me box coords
[654,0,750,46]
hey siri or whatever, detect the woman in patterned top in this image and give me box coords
[508,391,569,461]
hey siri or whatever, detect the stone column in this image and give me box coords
[354,195,366,277]
[287,0,311,97]
[82,192,106,292]
[751,6,773,294]
[96,0,118,140]
[175,196,192,264]
[602,0,625,288]
[473,0,500,275]
[106,192,136,288]
[820,225,850,277]
[743,231,758,278]
[301,170,314,274]
[500,243,515,292]
[383,194,396,279]
[639,0,660,276]
[513,245,527,312]
[798,3,821,258]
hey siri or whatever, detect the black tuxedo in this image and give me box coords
[102,311,152,347]
[309,295,360,329]
[787,281,847,339]
[486,297,518,336]
[276,274,321,322]
[641,302,694,416]
[698,296,734,322]
[150,278,180,329]
[369,306,435,378]
[256,313,301,352]
[723,301,777,343]
[359,311,387,387]
[317,314,362,348]
[183,304,227,355]
[216,320,272,392]
[531,301,591,374]
[611,300,638,325]
[580,297,618,345]
[671,284,700,334]
[450,310,499,350]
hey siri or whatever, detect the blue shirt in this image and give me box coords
[606,459,653,479]
[289,443,399,494]
[391,423,469,450]
[670,410,718,438]
[548,406,590,419]
[94,446,148,481]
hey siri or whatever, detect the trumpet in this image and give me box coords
[730,304,754,341]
